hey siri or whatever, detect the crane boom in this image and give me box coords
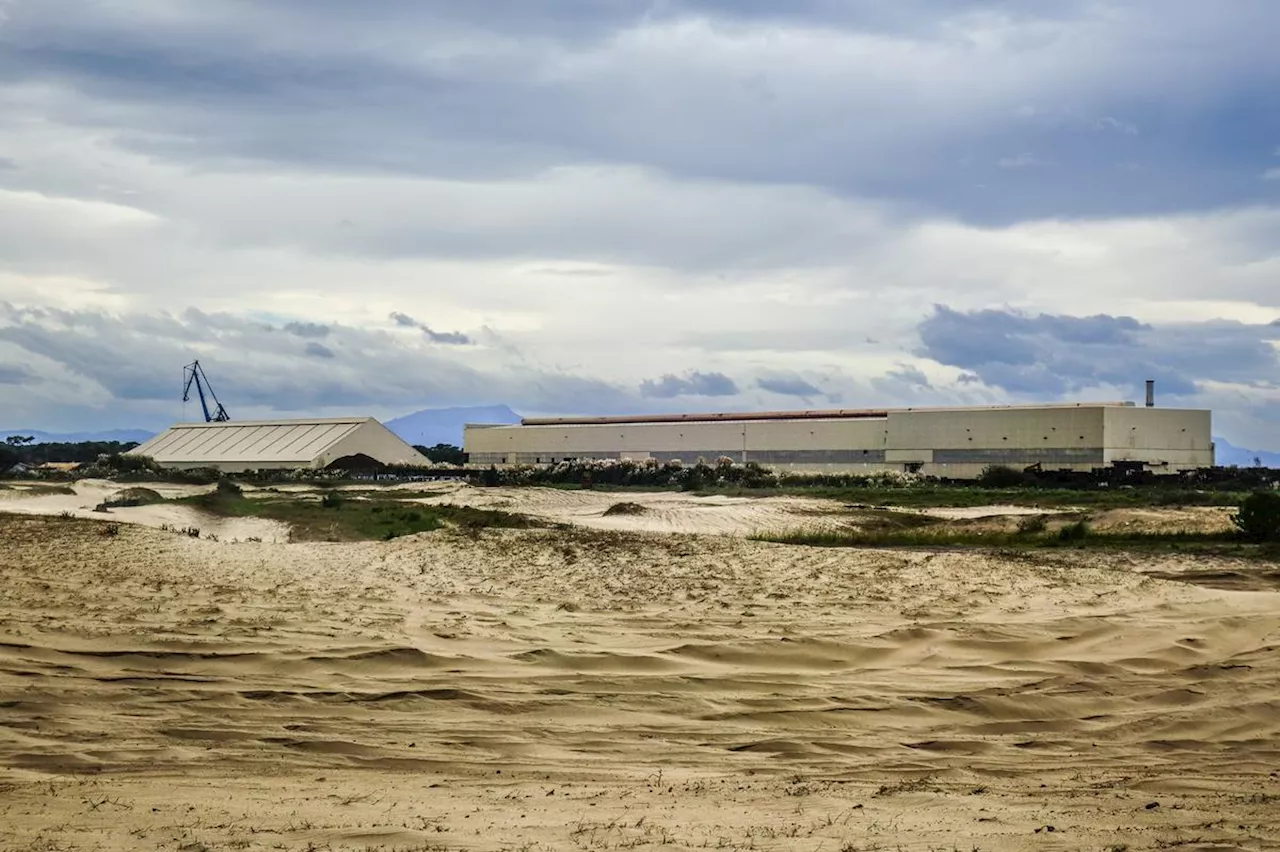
[182,360,230,422]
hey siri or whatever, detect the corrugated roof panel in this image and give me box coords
[131,419,369,464]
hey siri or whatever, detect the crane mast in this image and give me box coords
[182,360,230,422]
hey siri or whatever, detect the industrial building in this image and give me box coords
[464,401,1214,478]
[127,417,429,472]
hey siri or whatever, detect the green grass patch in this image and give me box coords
[179,489,544,542]
[760,485,1243,509]
[749,525,1273,558]
[478,477,1248,511]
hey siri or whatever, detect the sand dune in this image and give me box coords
[0,479,288,542]
[407,482,851,535]
[2,511,1279,850]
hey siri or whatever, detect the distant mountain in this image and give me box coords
[1,428,156,445]
[384,405,521,447]
[1213,437,1280,468]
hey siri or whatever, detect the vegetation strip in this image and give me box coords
[175,482,544,542]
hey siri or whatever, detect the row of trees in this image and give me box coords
[412,443,467,465]
[1,436,143,468]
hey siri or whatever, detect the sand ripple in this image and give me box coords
[2,514,1279,849]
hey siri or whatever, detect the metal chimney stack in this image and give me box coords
[1145,379,1155,408]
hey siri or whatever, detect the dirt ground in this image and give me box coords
[1,488,1279,851]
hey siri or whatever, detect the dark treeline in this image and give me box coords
[413,443,467,465]
[1,438,141,468]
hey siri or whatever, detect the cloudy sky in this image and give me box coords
[1,1,1278,447]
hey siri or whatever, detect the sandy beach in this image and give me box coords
[1,486,1278,850]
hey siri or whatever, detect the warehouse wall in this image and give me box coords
[466,417,891,469]
[468,420,754,465]
[885,407,1108,478]
[321,421,431,469]
[465,405,1214,477]
[743,418,887,465]
[1102,407,1213,469]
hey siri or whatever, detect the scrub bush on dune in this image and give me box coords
[977,464,1031,488]
[473,459,960,492]
[475,458,781,490]
[1233,492,1280,542]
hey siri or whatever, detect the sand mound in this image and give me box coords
[406,483,846,535]
[95,486,165,509]
[602,500,648,516]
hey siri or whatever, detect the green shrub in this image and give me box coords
[94,486,165,511]
[99,452,161,473]
[216,480,243,498]
[320,490,345,509]
[1057,520,1091,541]
[1232,492,1280,543]
[1017,514,1048,534]
[603,501,647,516]
[977,465,1030,488]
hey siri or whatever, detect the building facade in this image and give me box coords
[464,403,1213,478]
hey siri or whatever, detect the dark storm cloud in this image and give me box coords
[757,375,825,399]
[0,363,35,385]
[639,371,739,399]
[284,322,331,339]
[388,312,471,345]
[883,366,933,389]
[0,302,635,415]
[304,342,336,359]
[917,306,1280,398]
[3,1,1277,223]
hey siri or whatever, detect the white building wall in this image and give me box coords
[465,405,1214,478]
[886,407,1109,478]
[322,420,431,468]
[466,421,754,464]
[1102,407,1214,469]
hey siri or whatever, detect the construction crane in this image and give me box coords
[182,360,230,422]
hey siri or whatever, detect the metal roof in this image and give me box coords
[129,418,373,464]
[518,402,1138,427]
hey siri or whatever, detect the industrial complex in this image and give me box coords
[124,362,1214,478]
[465,400,1214,479]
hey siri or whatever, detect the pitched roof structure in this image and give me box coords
[127,417,428,471]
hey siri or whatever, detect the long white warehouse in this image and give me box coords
[128,417,429,472]
[464,402,1214,478]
